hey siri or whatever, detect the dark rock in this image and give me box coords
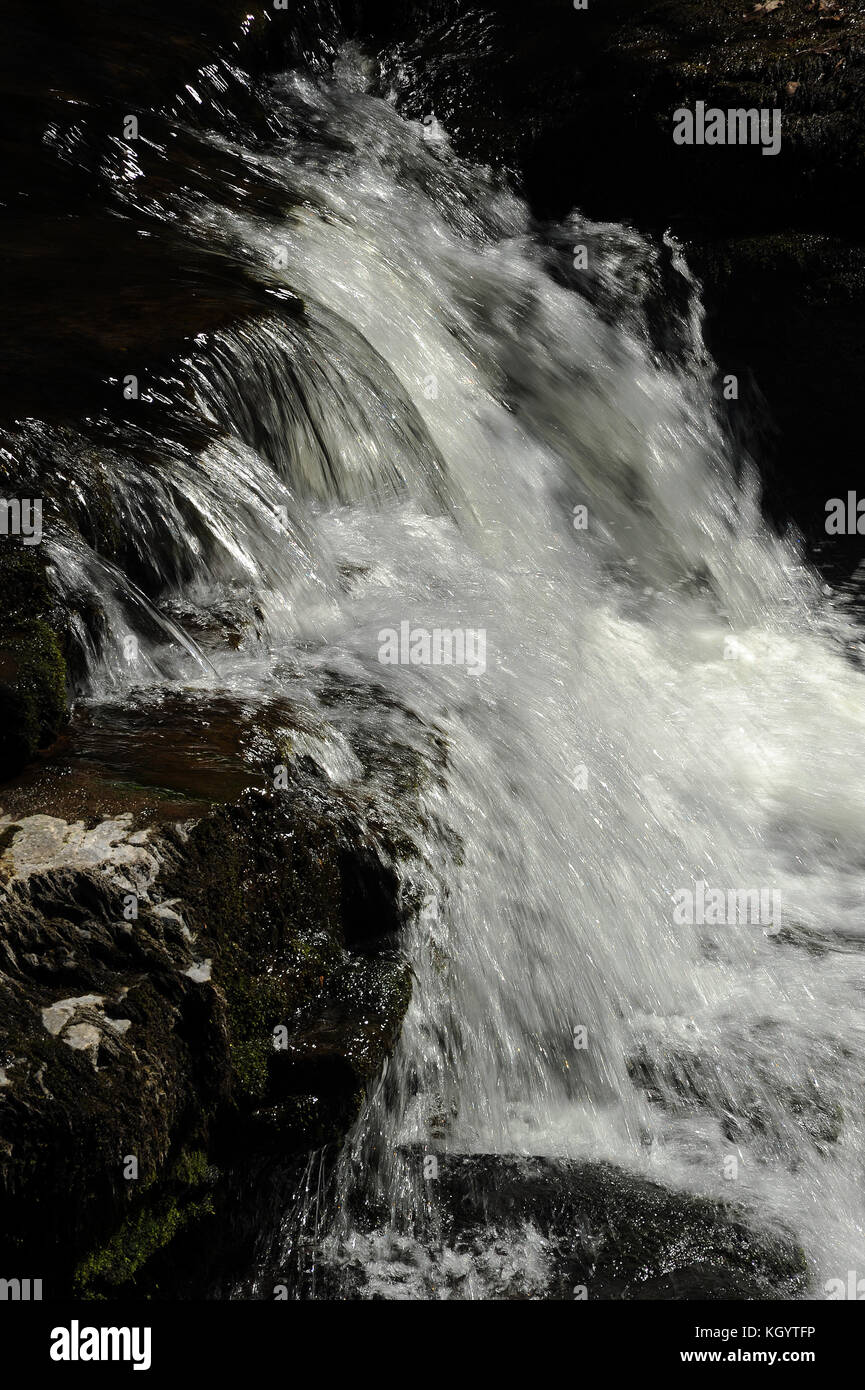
[0,696,415,1297]
[434,1152,808,1299]
[0,547,68,780]
[305,1150,809,1299]
[268,957,411,1099]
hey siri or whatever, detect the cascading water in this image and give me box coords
[44,46,865,1298]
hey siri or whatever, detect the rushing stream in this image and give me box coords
[37,45,865,1298]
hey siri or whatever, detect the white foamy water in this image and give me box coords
[56,50,865,1296]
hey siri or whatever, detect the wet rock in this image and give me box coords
[165,779,411,1111]
[0,0,316,432]
[0,697,416,1296]
[0,547,68,779]
[433,1153,808,1300]
[268,957,411,1101]
[306,1151,809,1300]
[1,218,296,428]
[0,816,226,1291]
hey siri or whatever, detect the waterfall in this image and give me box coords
[47,46,865,1298]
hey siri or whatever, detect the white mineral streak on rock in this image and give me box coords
[184,959,212,983]
[105,1017,132,1035]
[64,1022,102,1067]
[41,994,134,1068]
[0,812,159,894]
[152,900,186,928]
[0,812,201,1076]
[41,994,105,1036]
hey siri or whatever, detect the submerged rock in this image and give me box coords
[433,1153,809,1300]
[627,1041,846,1165]
[318,1152,808,1300]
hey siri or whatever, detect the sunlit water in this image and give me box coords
[45,49,865,1297]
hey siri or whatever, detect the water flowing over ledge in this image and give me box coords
[3,3,865,1301]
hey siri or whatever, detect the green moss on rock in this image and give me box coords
[74,1191,216,1295]
[0,548,68,777]
[165,791,354,1106]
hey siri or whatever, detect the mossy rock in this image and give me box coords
[73,1147,217,1296]
[0,745,414,1294]
[0,548,68,778]
[165,778,415,1112]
